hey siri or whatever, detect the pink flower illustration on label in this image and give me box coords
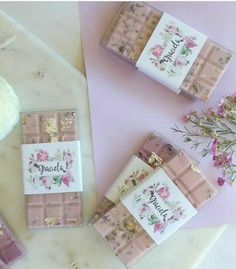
[132,181,185,234]
[118,169,150,196]
[149,21,198,77]
[36,150,49,161]
[27,148,75,190]
[150,45,164,57]
[153,221,167,233]
[157,186,170,199]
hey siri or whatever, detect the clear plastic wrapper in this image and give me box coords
[21,110,83,229]
[102,2,233,102]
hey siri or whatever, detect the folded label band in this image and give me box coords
[136,13,207,93]
[21,141,83,194]
[105,155,154,204]
[121,168,197,245]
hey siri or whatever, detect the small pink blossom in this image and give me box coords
[151,45,164,57]
[213,154,232,168]
[154,221,167,233]
[138,173,145,181]
[217,104,227,118]
[184,37,197,49]
[217,177,226,186]
[183,114,191,123]
[206,107,216,117]
[139,204,150,219]
[174,56,189,67]
[37,150,48,162]
[40,176,51,189]
[139,204,149,213]
[62,173,72,187]
[210,139,219,157]
[157,187,170,199]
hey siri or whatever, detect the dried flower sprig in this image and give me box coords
[172,93,236,187]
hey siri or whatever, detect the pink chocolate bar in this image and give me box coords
[102,2,233,101]
[21,111,83,229]
[0,215,24,267]
[89,133,178,224]
[92,151,217,267]
[137,133,178,167]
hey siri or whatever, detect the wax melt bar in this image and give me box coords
[0,215,24,267]
[21,110,83,229]
[163,151,217,208]
[90,133,178,224]
[92,151,217,267]
[102,2,233,101]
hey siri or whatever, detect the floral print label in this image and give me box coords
[106,156,153,203]
[121,168,197,245]
[136,13,207,93]
[21,141,83,194]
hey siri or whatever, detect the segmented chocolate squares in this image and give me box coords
[89,132,178,224]
[0,215,24,267]
[92,151,217,267]
[102,2,233,101]
[21,110,83,229]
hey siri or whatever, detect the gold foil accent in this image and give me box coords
[44,217,59,226]
[124,219,137,233]
[44,118,59,142]
[148,152,163,168]
[60,116,73,132]
[190,163,200,173]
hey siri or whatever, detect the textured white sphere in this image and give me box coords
[0,77,20,141]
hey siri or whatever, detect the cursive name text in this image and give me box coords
[159,39,183,64]
[147,191,169,222]
[34,162,66,175]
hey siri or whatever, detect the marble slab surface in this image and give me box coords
[0,3,228,269]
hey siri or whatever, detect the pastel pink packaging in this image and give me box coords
[92,150,217,267]
[102,2,233,102]
[0,214,24,267]
[90,132,178,224]
[21,110,83,229]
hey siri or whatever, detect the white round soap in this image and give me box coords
[0,77,20,141]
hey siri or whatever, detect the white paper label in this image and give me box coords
[121,168,197,245]
[136,13,207,93]
[21,141,83,194]
[106,156,154,203]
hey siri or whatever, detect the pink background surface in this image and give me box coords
[80,2,236,227]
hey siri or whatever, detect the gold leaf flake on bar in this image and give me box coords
[190,163,201,173]
[44,217,60,226]
[124,219,138,233]
[148,152,163,167]
[44,118,59,142]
